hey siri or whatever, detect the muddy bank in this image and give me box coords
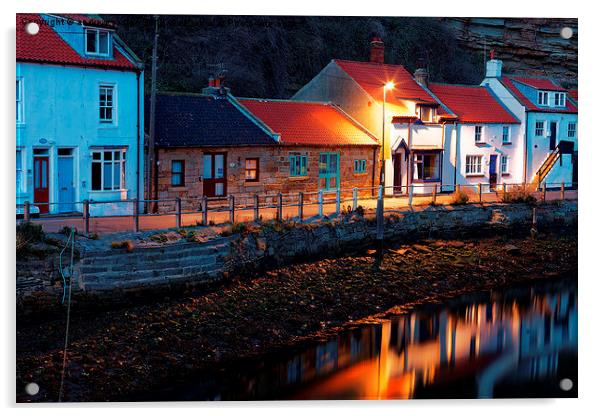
[16,231,577,402]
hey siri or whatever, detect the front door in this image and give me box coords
[318,152,340,190]
[33,156,49,213]
[202,152,227,197]
[393,153,402,193]
[489,154,498,189]
[549,121,557,150]
[57,151,75,212]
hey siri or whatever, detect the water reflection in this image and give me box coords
[173,278,577,400]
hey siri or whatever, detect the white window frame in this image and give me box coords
[16,78,24,124]
[535,120,545,137]
[99,84,116,124]
[91,148,126,192]
[465,155,483,175]
[16,148,24,193]
[553,92,566,107]
[567,122,577,138]
[85,28,111,56]
[500,155,509,174]
[502,125,511,144]
[537,91,549,106]
[474,125,483,143]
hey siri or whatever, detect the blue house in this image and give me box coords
[16,13,144,216]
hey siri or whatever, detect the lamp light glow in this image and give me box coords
[385,81,395,90]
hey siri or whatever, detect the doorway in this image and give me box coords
[202,152,227,197]
[489,154,498,189]
[33,150,50,214]
[57,148,75,212]
[549,121,557,150]
[318,152,340,190]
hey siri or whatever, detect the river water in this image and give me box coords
[151,277,577,400]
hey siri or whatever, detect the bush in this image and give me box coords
[501,185,538,206]
[450,190,469,205]
[110,240,134,252]
[16,222,44,244]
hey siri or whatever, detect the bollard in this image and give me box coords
[83,200,90,235]
[335,189,341,215]
[432,185,437,204]
[277,193,283,221]
[352,188,358,211]
[542,182,547,202]
[408,185,414,208]
[175,197,182,228]
[478,183,482,203]
[202,196,208,226]
[133,198,139,232]
[254,194,260,222]
[318,190,324,217]
[23,201,30,222]
[298,192,304,221]
[229,195,235,223]
[561,182,565,200]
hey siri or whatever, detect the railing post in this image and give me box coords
[298,192,304,221]
[503,183,507,194]
[133,198,139,232]
[542,182,547,202]
[83,200,90,235]
[229,195,235,223]
[432,184,437,204]
[561,182,565,200]
[408,184,414,208]
[202,195,208,226]
[254,194,260,222]
[478,183,482,203]
[335,189,341,215]
[277,193,283,221]
[175,197,182,228]
[352,187,358,211]
[318,190,324,217]
[23,201,30,222]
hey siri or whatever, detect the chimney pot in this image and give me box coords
[369,37,385,64]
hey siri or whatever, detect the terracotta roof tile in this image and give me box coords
[500,76,577,114]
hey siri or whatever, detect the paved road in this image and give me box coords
[23,190,577,235]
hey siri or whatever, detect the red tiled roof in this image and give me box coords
[16,13,138,71]
[568,89,578,102]
[333,60,437,106]
[500,76,577,114]
[238,99,379,146]
[510,76,566,92]
[428,83,520,124]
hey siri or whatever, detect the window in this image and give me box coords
[474,126,483,143]
[567,122,576,138]
[537,91,549,106]
[417,105,435,122]
[500,155,509,174]
[502,126,511,144]
[535,121,545,137]
[554,92,566,107]
[85,28,110,56]
[99,85,115,122]
[354,159,367,174]
[289,153,308,177]
[245,158,259,182]
[413,153,440,181]
[465,155,483,175]
[16,149,23,192]
[171,160,184,186]
[91,149,126,191]
[16,78,23,123]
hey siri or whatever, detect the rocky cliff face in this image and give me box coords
[440,18,577,87]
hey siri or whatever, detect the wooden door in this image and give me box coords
[202,152,227,197]
[549,122,557,150]
[33,156,49,213]
[58,155,75,212]
[489,154,498,189]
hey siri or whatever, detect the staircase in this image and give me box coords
[533,140,574,187]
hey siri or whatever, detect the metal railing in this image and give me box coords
[16,181,577,235]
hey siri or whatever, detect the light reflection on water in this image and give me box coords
[169,278,577,400]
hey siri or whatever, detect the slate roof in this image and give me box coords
[500,76,578,114]
[149,94,277,147]
[427,83,520,124]
[333,59,437,106]
[16,13,138,71]
[237,99,379,146]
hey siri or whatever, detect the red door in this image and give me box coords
[202,153,227,197]
[33,156,49,214]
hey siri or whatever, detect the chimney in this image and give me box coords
[202,73,230,97]
[485,49,503,78]
[369,36,385,64]
[414,68,429,86]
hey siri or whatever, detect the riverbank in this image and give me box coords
[16,230,577,402]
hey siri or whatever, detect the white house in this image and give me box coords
[481,58,578,188]
[16,13,144,216]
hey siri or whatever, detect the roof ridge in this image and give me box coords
[429,82,484,88]
[237,97,331,105]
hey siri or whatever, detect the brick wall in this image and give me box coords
[156,145,378,212]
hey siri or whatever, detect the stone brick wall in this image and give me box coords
[156,145,378,212]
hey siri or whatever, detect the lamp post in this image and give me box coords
[380,81,395,186]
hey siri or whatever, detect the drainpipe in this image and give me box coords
[453,122,459,187]
[440,122,445,190]
[407,122,412,190]
[371,146,377,190]
[136,71,141,206]
[523,114,529,184]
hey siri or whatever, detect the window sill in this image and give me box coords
[288,176,309,180]
[16,122,26,128]
[412,179,441,183]
[244,181,260,186]
[465,173,485,177]
[502,142,512,146]
[89,189,128,193]
[353,172,367,176]
[98,123,118,129]
[502,173,511,176]
[474,142,487,146]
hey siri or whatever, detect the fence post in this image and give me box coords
[503,183,507,195]
[298,192,304,221]
[542,182,547,202]
[335,189,341,215]
[376,184,384,241]
[561,182,565,200]
[352,188,358,211]
[229,195,235,223]
[254,194,260,222]
[175,197,182,228]
[23,201,30,222]
[277,193,283,221]
[202,196,208,226]
[478,183,482,203]
[318,190,324,217]
[408,184,414,208]
[432,184,437,204]
[133,198,139,232]
[83,200,90,235]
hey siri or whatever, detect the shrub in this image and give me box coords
[231,222,249,234]
[450,189,469,205]
[501,185,538,206]
[355,205,365,217]
[110,240,134,252]
[16,222,44,246]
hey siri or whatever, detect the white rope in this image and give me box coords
[58,228,75,402]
